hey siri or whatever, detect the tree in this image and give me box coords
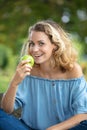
[0,0,87,54]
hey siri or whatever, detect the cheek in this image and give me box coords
[45,46,54,53]
[29,47,33,53]
[45,47,54,56]
[28,49,32,56]
[43,48,52,54]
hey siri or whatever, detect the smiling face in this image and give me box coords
[29,31,56,66]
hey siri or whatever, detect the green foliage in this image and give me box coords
[71,36,85,61]
[0,0,87,54]
[0,76,10,93]
[0,44,12,69]
[0,54,18,93]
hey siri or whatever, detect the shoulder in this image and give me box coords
[67,62,83,79]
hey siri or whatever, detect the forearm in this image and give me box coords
[1,78,18,113]
[46,114,87,130]
[1,60,32,113]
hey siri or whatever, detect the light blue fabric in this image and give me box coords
[14,75,87,130]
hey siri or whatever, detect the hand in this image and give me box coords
[46,128,68,130]
[11,60,32,86]
[46,125,68,130]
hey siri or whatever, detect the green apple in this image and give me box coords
[21,54,34,67]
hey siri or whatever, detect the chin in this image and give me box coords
[35,61,43,65]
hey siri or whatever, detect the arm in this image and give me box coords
[47,113,87,130]
[1,60,32,113]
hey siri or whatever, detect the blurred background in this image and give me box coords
[0,0,87,92]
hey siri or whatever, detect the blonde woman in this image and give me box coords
[0,20,87,130]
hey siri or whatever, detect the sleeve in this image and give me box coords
[72,77,87,115]
[14,80,26,110]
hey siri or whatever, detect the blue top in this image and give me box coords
[14,75,87,130]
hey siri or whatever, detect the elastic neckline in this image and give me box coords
[27,75,84,82]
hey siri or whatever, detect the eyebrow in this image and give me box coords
[29,40,45,43]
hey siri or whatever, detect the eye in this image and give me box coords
[29,42,35,47]
[39,41,44,46]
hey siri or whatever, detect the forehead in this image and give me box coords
[29,31,49,41]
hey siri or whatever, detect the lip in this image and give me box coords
[34,54,43,57]
[33,54,43,61]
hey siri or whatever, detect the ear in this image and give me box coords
[52,46,58,54]
[54,45,58,51]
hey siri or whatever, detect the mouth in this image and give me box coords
[34,54,43,58]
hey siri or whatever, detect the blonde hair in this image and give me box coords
[20,20,78,70]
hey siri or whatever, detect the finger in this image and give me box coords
[17,70,30,81]
[24,68,31,73]
[22,64,32,71]
[20,64,32,75]
[19,60,30,67]
[24,72,31,76]
[18,63,32,71]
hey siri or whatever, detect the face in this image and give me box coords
[29,31,56,65]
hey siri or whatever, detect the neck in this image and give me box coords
[39,64,58,79]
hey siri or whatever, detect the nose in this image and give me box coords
[32,45,39,52]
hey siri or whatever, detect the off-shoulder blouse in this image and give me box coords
[14,75,87,130]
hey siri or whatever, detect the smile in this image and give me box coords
[34,54,43,58]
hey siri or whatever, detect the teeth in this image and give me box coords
[35,56,38,57]
[35,55,41,57]
[34,54,43,57]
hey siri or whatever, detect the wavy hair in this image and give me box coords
[20,20,78,70]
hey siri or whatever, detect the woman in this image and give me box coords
[0,20,87,130]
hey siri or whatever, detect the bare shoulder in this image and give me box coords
[67,62,83,79]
